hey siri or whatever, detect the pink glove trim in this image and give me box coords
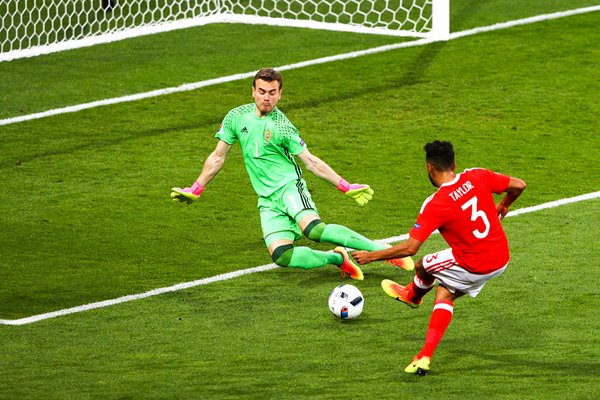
[337,178,350,193]
[191,181,205,196]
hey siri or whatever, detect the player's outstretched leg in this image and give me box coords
[305,221,415,271]
[271,244,363,280]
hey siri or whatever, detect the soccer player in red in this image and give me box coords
[353,140,526,376]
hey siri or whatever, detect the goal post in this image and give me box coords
[0,0,450,62]
[430,0,451,40]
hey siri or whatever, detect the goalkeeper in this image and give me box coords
[171,68,411,280]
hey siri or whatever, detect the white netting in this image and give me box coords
[0,1,222,56]
[226,0,433,33]
[0,0,447,62]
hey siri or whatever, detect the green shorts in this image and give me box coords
[258,179,319,247]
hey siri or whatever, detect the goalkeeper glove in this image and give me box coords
[171,181,205,204]
[337,178,374,206]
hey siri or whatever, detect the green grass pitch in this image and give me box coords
[0,1,599,398]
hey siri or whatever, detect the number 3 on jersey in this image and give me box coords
[461,196,490,239]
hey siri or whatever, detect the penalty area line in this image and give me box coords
[0,263,278,326]
[0,191,598,326]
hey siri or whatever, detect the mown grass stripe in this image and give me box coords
[1,191,598,326]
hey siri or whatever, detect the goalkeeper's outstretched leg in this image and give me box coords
[268,241,363,280]
[302,217,414,271]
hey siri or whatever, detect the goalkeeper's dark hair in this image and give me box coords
[254,68,283,89]
[424,140,455,171]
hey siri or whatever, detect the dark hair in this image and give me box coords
[253,68,283,89]
[424,140,455,170]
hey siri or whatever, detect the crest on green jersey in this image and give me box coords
[264,130,272,142]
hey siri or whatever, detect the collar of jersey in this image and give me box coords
[439,173,462,189]
[254,107,278,119]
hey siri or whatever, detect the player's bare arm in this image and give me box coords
[353,236,423,265]
[497,176,526,219]
[297,148,342,186]
[195,140,232,187]
[170,140,232,204]
[297,148,374,206]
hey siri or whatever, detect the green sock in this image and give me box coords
[288,246,343,269]
[321,224,389,251]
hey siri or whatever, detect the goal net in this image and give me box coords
[0,0,449,62]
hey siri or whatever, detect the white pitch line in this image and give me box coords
[449,4,600,40]
[0,263,279,326]
[1,5,599,127]
[1,191,598,326]
[0,38,433,128]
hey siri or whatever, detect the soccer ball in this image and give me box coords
[328,284,364,319]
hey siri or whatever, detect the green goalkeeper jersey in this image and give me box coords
[215,104,307,197]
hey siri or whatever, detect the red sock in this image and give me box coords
[418,300,454,359]
[409,275,435,302]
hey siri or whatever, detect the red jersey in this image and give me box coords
[409,168,511,274]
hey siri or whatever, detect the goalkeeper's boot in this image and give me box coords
[405,356,431,376]
[333,247,364,280]
[381,279,422,308]
[385,256,415,271]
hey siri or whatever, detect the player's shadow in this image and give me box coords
[282,38,448,115]
[283,0,485,113]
